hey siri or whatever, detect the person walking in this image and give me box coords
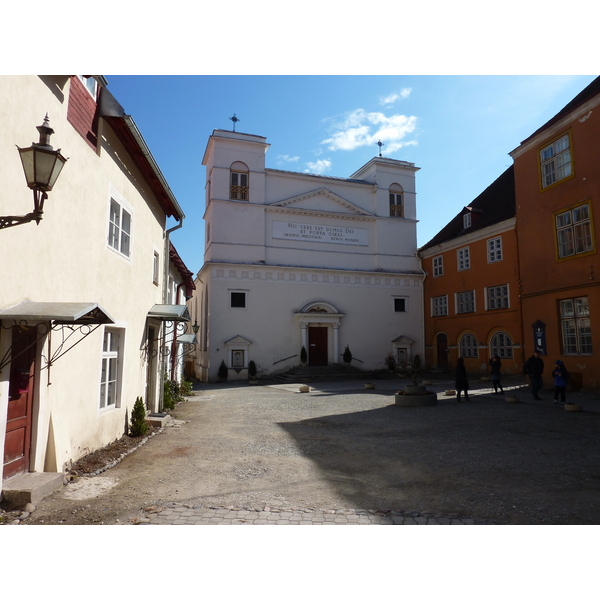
[552,360,570,405]
[455,357,470,402]
[524,350,544,400]
[489,355,504,395]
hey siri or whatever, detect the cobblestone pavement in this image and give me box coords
[136,504,478,525]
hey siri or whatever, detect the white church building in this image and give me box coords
[189,129,424,381]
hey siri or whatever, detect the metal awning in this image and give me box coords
[147,304,190,322]
[0,301,114,325]
[177,334,197,344]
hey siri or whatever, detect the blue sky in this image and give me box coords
[104,75,597,275]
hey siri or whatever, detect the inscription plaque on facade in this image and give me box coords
[272,221,368,246]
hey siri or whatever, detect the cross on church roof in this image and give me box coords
[377,140,384,157]
[230,114,240,132]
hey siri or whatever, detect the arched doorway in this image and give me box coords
[295,302,345,365]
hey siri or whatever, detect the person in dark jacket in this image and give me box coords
[455,357,469,402]
[488,355,504,395]
[552,360,570,405]
[524,350,544,400]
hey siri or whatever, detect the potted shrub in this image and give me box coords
[248,360,258,384]
[300,345,307,366]
[395,355,437,407]
[218,360,228,382]
[343,345,352,365]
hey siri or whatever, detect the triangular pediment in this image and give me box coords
[224,335,252,346]
[269,187,372,216]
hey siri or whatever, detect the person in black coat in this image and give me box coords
[455,357,470,402]
[524,350,544,400]
[489,355,504,395]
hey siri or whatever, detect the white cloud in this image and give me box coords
[277,154,299,164]
[304,159,332,174]
[322,109,417,154]
[380,93,399,105]
[380,88,412,105]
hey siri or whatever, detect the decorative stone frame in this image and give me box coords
[295,302,345,364]
[391,335,414,365]
[224,335,252,373]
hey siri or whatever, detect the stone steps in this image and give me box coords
[1,472,64,509]
[270,365,380,383]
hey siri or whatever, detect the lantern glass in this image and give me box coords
[18,145,67,192]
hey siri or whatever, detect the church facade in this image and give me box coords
[189,129,424,381]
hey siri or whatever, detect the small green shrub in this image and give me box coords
[130,396,148,437]
[300,346,307,364]
[163,377,179,410]
[180,379,193,396]
[248,360,257,378]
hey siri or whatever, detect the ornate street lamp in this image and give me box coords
[1,114,68,229]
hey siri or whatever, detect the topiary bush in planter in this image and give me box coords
[248,360,257,382]
[300,346,307,365]
[130,396,148,437]
[343,345,352,364]
[218,360,228,381]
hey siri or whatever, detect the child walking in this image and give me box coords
[552,360,569,405]
[489,355,504,395]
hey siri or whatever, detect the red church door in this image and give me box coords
[308,327,328,366]
[3,327,36,480]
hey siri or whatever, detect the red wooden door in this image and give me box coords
[308,327,328,366]
[3,327,36,480]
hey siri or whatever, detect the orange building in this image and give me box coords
[510,77,600,390]
[419,167,524,374]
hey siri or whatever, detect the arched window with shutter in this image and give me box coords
[230,161,249,201]
[389,183,403,217]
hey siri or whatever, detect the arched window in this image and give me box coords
[459,334,478,358]
[490,332,513,359]
[230,161,249,201]
[389,183,403,217]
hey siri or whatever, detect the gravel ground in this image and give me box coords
[6,375,600,525]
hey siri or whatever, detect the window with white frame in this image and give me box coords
[487,237,503,263]
[78,75,98,99]
[459,334,478,358]
[457,290,475,314]
[108,198,131,258]
[463,213,471,228]
[560,297,592,355]
[432,295,448,316]
[555,203,594,259]
[487,284,509,310]
[540,133,572,189]
[433,255,443,277]
[100,329,121,409]
[490,332,513,359]
[457,247,470,271]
